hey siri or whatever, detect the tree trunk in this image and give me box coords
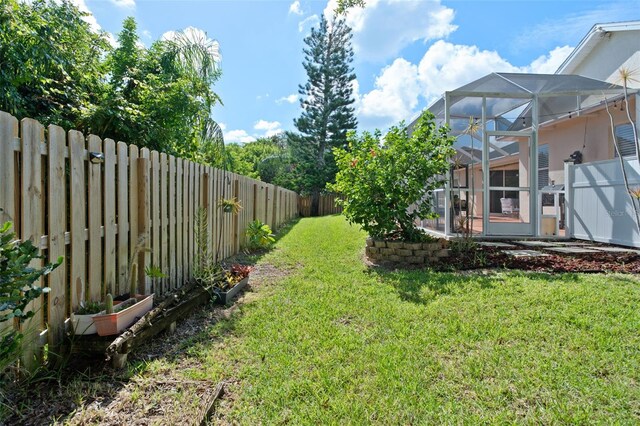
[311,189,320,217]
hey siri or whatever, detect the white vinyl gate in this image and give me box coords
[568,158,640,247]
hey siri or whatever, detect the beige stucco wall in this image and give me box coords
[540,97,635,185]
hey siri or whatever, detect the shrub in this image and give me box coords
[246,220,275,250]
[0,221,62,371]
[330,112,455,242]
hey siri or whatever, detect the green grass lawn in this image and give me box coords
[151,216,639,424]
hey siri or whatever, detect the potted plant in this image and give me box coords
[70,242,161,336]
[217,197,242,215]
[213,263,253,304]
[92,292,154,337]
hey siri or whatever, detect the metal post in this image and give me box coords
[482,96,489,236]
[564,161,573,238]
[531,95,539,237]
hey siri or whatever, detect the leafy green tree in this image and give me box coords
[335,0,365,14]
[84,20,224,159]
[330,112,456,242]
[0,0,109,129]
[0,2,225,165]
[226,135,291,183]
[290,15,357,216]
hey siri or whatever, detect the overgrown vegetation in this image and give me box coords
[0,1,223,165]
[331,112,455,242]
[0,222,61,372]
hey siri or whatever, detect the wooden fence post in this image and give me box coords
[47,124,67,358]
[233,178,239,253]
[137,157,150,294]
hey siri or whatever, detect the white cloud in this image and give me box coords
[525,46,575,74]
[416,40,519,102]
[357,40,574,128]
[299,14,319,33]
[224,129,255,144]
[324,0,457,62]
[360,58,420,122]
[254,120,282,137]
[110,0,135,9]
[224,120,283,144]
[289,0,303,15]
[277,94,298,104]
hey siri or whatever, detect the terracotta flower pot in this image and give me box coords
[70,299,128,335]
[92,294,154,336]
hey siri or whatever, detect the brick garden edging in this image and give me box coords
[365,238,449,265]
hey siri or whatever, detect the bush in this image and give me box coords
[0,221,62,371]
[330,112,455,242]
[246,220,275,250]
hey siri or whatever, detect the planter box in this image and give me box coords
[71,312,102,335]
[214,277,249,305]
[70,298,127,335]
[92,294,154,336]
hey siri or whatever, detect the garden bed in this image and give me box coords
[435,242,640,273]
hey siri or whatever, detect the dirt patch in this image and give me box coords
[1,262,287,426]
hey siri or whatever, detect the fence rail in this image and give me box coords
[298,194,342,217]
[0,111,299,368]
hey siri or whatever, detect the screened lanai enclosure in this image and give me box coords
[414,72,629,238]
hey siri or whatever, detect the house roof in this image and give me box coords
[416,72,628,163]
[556,20,640,75]
[426,72,625,132]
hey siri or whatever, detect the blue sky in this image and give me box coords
[79,0,640,143]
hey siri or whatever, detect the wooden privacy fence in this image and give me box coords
[298,193,343,217]
[0,110,299,367]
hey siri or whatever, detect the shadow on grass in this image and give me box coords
[224,217,301,267]
[1,217,302,425]
[368,265,584,305]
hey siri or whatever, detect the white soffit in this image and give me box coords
[556,20,640,75]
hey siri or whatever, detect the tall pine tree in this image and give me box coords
[290,15,357,216]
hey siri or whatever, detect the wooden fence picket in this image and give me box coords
[69,131,86,310]
[20,118,45,369]
[0,110,299,370]
[47,124,67,353]
[117,142,129,295]
[103,139,117,297]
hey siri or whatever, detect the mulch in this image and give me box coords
[437,244,640,274]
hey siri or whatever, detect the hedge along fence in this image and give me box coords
[298,193,343,217]
[0,111,299,369]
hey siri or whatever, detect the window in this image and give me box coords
[538,145,553,206]
[614,123,637,158]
